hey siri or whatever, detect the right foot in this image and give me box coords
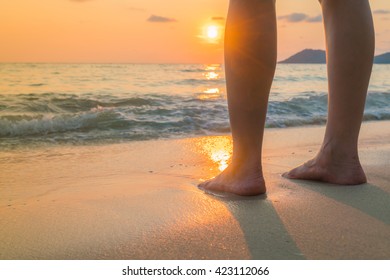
[283,149,367,185]
[198,163,266,196]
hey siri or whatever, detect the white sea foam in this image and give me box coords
[0,63,389,148]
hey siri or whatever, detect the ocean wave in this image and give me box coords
[174,78,225,86]
[0,111,120,137]
[1,91,390,146]
[29,83,46,87]
[179,65,222,73]
[0,93,163,114]
[179,69,206,73]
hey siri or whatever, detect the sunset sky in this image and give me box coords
[1,0,389,63]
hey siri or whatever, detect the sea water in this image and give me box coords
[0,63,389,149]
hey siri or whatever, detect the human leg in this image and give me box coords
[198,0,277,195]
[284,0,375,184]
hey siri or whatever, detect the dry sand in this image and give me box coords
[0,121,389,259]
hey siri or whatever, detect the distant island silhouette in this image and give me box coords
[374,52,390,64]
[280,49,390,64]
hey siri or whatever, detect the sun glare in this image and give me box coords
[201,24,223,44]
[207,25,219,39]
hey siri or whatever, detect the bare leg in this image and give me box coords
[198,0,277,195]
[284,0,375,185]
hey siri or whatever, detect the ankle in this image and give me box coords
[231,154,262,170]
[320,140,360,163]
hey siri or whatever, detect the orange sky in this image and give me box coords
[1,0,389,63]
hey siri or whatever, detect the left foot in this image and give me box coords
[198,163,266,196]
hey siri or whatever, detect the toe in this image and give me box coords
[283,167,299,179]
[197,180,209,190]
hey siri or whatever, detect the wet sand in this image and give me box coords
[0,121,389,259]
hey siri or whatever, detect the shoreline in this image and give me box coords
[0,120,389,259]
[2,118,390,151]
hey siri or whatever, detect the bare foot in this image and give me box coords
[198,164,266,196]
[283,149,367,185]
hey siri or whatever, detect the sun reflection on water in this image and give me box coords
[205,64,221,71]
[196,64,224,100]
[204,88,220,94]
[197,88,221,100]
[204,71,220,80]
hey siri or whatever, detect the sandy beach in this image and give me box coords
[0,120,389,260]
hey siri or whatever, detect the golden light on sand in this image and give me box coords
[197,137,232,172]
[211,150,230,171]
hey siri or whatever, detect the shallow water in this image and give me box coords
[0,63,389,149]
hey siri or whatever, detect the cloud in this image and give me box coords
[306,15,322,22]
[147,15,177,23]
[373,9,390,14]
[278,13,308,22]
[278,13,322,23]
[211,17,225,21]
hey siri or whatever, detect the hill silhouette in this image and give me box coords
[280,49,390,64]
[280,49,326,64]
[374,52,390,64]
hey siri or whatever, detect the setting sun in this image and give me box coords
[0,0,389,63]
[201,23,223,45]
[207,25,219,39]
